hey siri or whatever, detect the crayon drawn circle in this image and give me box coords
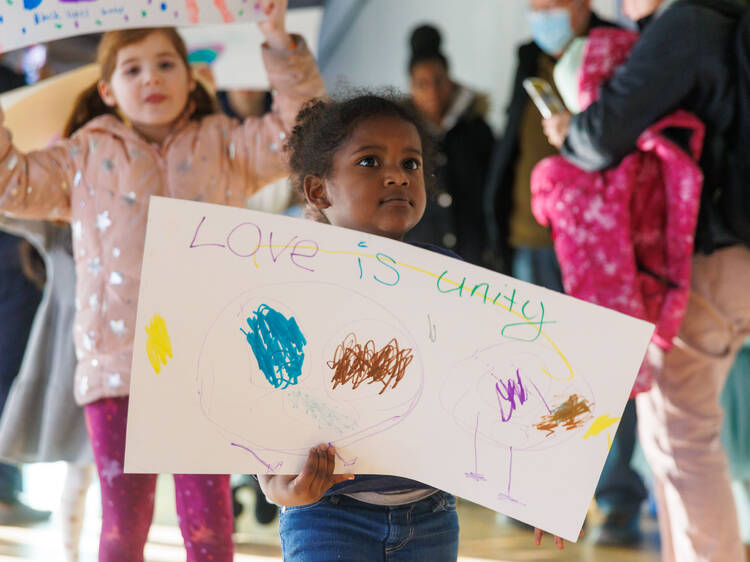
[196,281,424,455]
[440,341,595,453]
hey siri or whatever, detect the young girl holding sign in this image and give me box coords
[259,94,565,559]
[0,0,324,558]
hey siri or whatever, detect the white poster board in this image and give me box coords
[180,6,323,90]
[0,0,264,54]
[125,197,653,541]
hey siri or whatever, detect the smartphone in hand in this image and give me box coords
[523,77,565,119]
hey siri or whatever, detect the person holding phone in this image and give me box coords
[483,0,648,548]
[542,1,750,560]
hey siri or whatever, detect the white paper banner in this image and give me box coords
[0,0,264,54]
[125,197,653,541]
[180,7,322,90]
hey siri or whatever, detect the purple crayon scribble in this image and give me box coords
[465,412,486,482]
[528,378,552,415]
[497,492,526,506]
[496,369,528,422]
[328,443,358,467]
[496,446,525,506]
[231,442,283,473]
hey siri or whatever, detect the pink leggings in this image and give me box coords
[85,397,234,562]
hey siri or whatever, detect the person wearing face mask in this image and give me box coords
[542,0,750,560]
[484,0,615,284]
[483,3,647,548]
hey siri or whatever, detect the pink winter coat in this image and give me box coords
[0,39,325,406]
[530,29,704,396]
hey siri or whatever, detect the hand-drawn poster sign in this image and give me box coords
[125,197,653,541]
[0,0,264,54]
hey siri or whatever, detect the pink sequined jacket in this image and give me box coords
[530,28,705,396]
[0,39,325,405]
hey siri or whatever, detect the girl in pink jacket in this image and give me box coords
[0,0,325,559]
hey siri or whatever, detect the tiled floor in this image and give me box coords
[0,466,669,561]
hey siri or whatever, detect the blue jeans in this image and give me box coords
[279,492,459,561]
[511,246,564,292]
[595,399,647,516]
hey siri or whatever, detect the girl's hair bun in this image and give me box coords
[410,24,442,57]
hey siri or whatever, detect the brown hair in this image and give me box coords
[63,27,216,138]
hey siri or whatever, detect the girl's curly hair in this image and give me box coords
[286,91,437,222]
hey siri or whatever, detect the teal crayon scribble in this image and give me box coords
[287,390,356,432]
[241,305,306,389]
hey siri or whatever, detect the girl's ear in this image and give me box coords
[303,175,331,210]
[98,81,118,108]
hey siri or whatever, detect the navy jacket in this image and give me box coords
[563,0,743,252]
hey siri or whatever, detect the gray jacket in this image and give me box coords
[0,217,92,464]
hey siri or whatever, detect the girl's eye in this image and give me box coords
[124,66,140,76]
[357,156,379,168]
[158,60,176,71]
[403,158,421,171]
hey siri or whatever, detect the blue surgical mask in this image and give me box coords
[527,9,574,56]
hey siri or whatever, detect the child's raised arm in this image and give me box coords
[257,444,353,507]
[229,0,326,198]
[0,102,78,223]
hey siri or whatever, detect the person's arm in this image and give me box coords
[0,103,76,222]
[232,0,326,198]
[257,444,353,507]
[559,9,701,171]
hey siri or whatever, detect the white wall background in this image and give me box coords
[319,0,620,132]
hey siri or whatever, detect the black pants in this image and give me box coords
[0,265,42,502]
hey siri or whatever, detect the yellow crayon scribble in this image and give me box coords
[608,432,612,451]
[254,255,259,268]
[145,314,172,374]
[583,414,621,440]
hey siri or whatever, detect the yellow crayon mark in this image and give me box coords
[254,255,259,268]
[583,414,621,440]
[145,314,172,374]
[607,432,613,451]
[249,244,575,380]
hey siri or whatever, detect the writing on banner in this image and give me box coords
[0,0,263,53]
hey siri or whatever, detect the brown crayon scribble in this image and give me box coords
[535,394,593,437]
[328,333,413,395]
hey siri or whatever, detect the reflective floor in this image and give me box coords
[0,466,671,561]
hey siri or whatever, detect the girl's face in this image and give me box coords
[305,115,427,241]
[410,60,453,124]
[98,32,194,143]
[622,0,662,21]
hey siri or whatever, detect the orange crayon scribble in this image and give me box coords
[185,0,200,23]
[328,333,413,395]
[535,394,593,437]
[213,0,235,23]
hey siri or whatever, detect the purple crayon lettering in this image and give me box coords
[290,240,319,272]
[189,216,225,248]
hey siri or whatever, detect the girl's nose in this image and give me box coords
[142,67,161,85]
[384,166,408,186]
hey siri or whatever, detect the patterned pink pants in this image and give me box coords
[85,397,234,561]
